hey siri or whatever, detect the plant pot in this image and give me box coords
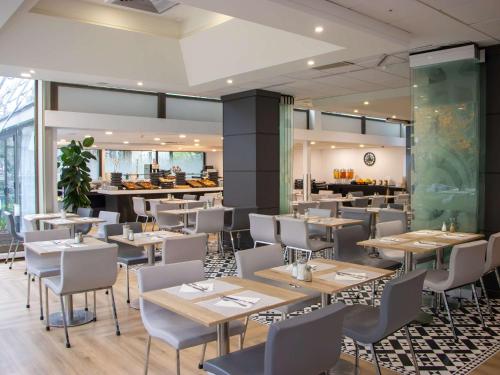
[110,172,123,187]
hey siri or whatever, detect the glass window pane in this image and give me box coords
[171,152,204,178]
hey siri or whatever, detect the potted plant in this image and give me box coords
[58,137,96,212]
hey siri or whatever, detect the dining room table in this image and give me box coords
[141,276,307,356]
[41,216,106,236]
[255,258,395,308]
[160,206,234,227]
[23,236,115,327]
[23,212,78,230]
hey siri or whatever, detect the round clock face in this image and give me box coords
[364,152,376,166]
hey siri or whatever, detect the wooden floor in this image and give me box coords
[0,257,498,374]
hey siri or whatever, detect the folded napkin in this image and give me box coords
[215,295,260,309]
[335,272,367,281]
[179,282,214,293]
[378,237,402,243]
[413,241,440,247]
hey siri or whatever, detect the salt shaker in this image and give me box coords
[128,229,135,241]
[74,232,82,244]
[292,261,298,278]
[60,209,66,219]
[303,265,313,282]
[122,224,130,238]
[297,260,307,281]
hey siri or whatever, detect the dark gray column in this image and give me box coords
[221,90,281,214]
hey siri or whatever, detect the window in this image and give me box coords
[104,150,155,178]
[158,151,204,177]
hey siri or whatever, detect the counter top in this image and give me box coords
[95,187,223,195]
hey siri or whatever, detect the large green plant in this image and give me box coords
[58,137,96,211]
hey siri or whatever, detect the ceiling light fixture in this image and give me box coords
[414,106,419,109]
[194,143,200,147]
[226,79,233,84]
[353,109,359,113]
[413,84,418,88]
[137,81,143,86]
[392,115,396,119]
[314,26,324,33]
[307,60,315,66]
[310,141,316,145]
[29,69,36,74]
[363,101,370,105]
[123,141,129,144]
[20,73,31,78]
[160,142,166,145]
[84,134,91,138]
[105,131,113,135]
[212,149,217,152]
[179,134,186,138]
[154,137,160,141]
[330,145,336,149]
[194,139,200,142]
[359,144,365,148]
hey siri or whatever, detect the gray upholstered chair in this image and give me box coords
[480,233,500,315]
[94,211,120,239]
[74,207,93,235]
[280,217,333,260]
[340,207,372,239]
[182,208,225,254]
[44,245,120,348]
[395,193,409,205]
[318,189,333,196]
[199,195,214,205]
[149,199,166,229]
[4,211,24,269]
[223,207,256,253]
[297,201,318,214]
[370,196,386,208]
[161,233,208,265]
[388,203,404,210]
[137,260,245,375]
[318,200,338,217]
[182,194,197,201]
[103,222,154,304]
[352,197,369,208]
[204,302,347,375]
[132,197,153,224]
[24,228,71,320]
[350,191,364,197]
[424,240,488,340]
[343,269,427,375]
[235,244,321,318]
[154,202,183,231]
[378,208,408,229]
[249,214,280,247]
[306,208,331,240]
[186,201,204,226]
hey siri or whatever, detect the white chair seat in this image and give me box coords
[423,269,449,292]
[44,275,63,294]
[158,223,183,231]
[309,239,333,252]
[181,226,197,235]
[143,301,245,350]
[27,265,60,279]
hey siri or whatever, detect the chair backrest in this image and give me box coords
[370,196,386,208]
[318,200,338,217]
[307,208,331,218]
[350,191,364,197]
[376,220,405,238]
[375,269,427,339]
[3,211,16,237]
[378,208,407,228]
[132,197,147,216]
[318,190,333,195]
[199,195,214,205]
[264,302,347,375]
[331,225,368,261]
[75,207,94,234]
[162,233,208,264]
[154,202,181,221]
[447,240,488,288]
[59,245,118,294]
[485,233,500,273]
[183,194,197,201]
[352,198,369,208]
[297,202,318,214]
[194,208,225,233]
[279,217,309,249]
[235,244,283,280]
[310,194,321,201]
[394,194,409,204]
[186,201,204,209]
[388,203,404,210]
[340,207,372,238]
[96,211,120,238]
[226,207,256,231]
[149,200,165,219]
[24,229,71,269]
[138,260,205,294]
[103,222,143,241]
[249,214,279,244]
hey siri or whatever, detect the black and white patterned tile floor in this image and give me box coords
[201,252,500,375]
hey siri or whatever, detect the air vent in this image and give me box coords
[108,0,179,14]
[313,61,354,71]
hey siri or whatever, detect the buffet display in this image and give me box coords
[332,169,391,186]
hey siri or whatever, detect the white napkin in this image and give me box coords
[335,272,367,281]
[413,241,438,247]
[179,282,214,293]
[70,244,87,248]
[378,237,402,243]
[215,295,260,309]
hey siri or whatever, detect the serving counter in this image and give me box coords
[326,183,405,196]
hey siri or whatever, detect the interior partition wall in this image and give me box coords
[410,57,481,232]
[279,95,294,214]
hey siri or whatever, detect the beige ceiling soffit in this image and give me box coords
[0,0,30,30]
[312,87,410,105]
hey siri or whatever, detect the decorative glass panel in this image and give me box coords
[279,96,294,214]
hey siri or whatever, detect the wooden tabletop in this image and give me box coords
[255,258,395,295]
[366,207,411,215]
[24,237,115,256]
[276,215,363,228]
[161,206,233,215]
[108,231,183,247]
[358,230,484,254]
[43,217,106,226]
[146,199,197,205]
[141,276,307,327]
[24,213,78,221]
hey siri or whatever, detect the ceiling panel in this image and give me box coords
[379,62,410,79]
[430,0,500,25]
[474,18,500,39]
[354,54,406,68]
[342,69,406,84]
[338,0,429,23]
[315,74,383,92]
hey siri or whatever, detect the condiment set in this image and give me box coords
[291,259,312,282]
[74,232,83,244]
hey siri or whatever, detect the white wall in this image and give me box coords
[294,146,406,186]
[205,151,223,176]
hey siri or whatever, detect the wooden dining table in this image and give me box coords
[255,258,395,307]
[142,276,307,356]
[24,237,115,327]
[160,206,234,227]
[24,212,78,230]
[42,217,106,236]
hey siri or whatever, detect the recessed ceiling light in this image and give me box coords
[392,115,396,119]
[179,134,186,138]
[212,149,217,152]
[194,143,200,147]
[194,139,200,142]
[154,137,160,141]
[413,84,418,88]
[330,145,336,149]
[152,149,156,152]
[221,136,224,140]
[59,139,66,143]
[458,106,465,110]
[20,73,31,78]
[310,141,316,145]
[92,145,98,148]
[84,134,91,138]
[105,131,113,135]
[160,142,166,145]
[226,79,233,84]
[434,109,439,113]
[363,101,370,105]
[123,141,129,144]
[137,81,143,86]
[178,146,183,150]
[29,69,36,74]
[314,26,324,33]
[307,60,315,66]
[353,109,359,113]
[414,106,419,109]
[359,144,365,148]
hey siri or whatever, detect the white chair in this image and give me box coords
[24,229,71,321]
[370,196,386,208]
[94,211,120,239]
[186,201,204,226]
[148,199,163,228]
[199,195,214,205]
[297,202,318,214]
[137,260,245,375]
[161,233,208,265]
[44,245,120,348]
[182,208,225,255]
[479,233,500,315]
[395,193,409,205]
[318,190,333,196]
[318,200,338,217]
[306,208,331,240]
[154,202,183,231]
[182,194,197,201]
[4,211,24,269]
[132,197,153,225]
[249,214,280,247]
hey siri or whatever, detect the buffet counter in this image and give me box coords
[327,183,405,196]
[96,187,223,195]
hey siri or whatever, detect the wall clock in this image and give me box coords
[364,152,376,166]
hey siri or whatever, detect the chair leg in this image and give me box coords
[229,231,236,254]
[60,296,71,348]
[26,273,31,308]
[240,316,249,349]
[218,232,224,257]
[404,326,420,375]
[479,276,493,316]
[39,278,44,320]
[126,266,130,304]
[136,215,139,222]
[9,240,20,269]
[5,238,14,264]
[353,341,359,369]
[93,291,97,321]
[198,343,207,369]
[370,343,382,375]
[442,291,457,341]
[471,283,486,328]
[110,287,120,336]
[176,349,181,375]
[144,335,151,375]
[495,268,500,288]
[45,286,50,331]
[371,280,376,306]
[84,292,88,311]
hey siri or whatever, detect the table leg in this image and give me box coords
[130,244,156,310]
[321,293,331,307]
[404,251,433,324]
[183,213,188,227]
[49,294,93,327]
[217,322,230,356]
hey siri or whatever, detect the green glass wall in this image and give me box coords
[279,95,294,214]
[411,59,481,232]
